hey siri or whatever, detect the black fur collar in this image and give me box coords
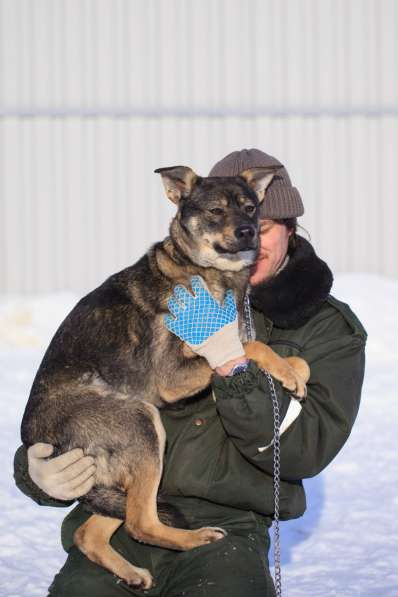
[249,235,333,329]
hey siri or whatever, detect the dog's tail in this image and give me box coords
[157,494,190,528]
[79,486,189,528]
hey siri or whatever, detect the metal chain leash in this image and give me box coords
[262,369,282,597]
[244,293,282,597]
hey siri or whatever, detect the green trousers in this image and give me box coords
[48,498,276,597]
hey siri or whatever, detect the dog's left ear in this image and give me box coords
[154,166,199,204]
[239,166,282,203]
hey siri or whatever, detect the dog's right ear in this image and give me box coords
[154,166,198,204]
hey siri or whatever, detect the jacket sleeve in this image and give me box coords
[13,444,75,508]
[212,305,367,481]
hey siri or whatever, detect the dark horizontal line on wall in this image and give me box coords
[1,106,398,119]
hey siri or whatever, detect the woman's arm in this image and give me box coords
[212,305,366,480]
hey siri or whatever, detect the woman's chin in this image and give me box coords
[249,260,274,286]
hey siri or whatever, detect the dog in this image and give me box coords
[21,165,310,589]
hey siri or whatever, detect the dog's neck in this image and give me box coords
[155,236,251,307]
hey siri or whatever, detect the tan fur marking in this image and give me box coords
[158,360,212,403]
[181,343,197,358]
[145,403,166,460]
[240,166,281,203]
[285,356,310,383]
[74,515,153,588]
[155,243,197,288]
[244,341,309,398]
[124,460,225,550]
[156,166,198,204]
[129,331,140,345]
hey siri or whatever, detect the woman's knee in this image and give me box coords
[167,529,275,597]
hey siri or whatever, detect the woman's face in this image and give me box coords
[249,219,292,286]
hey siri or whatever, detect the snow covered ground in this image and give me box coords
[0,274,397,596]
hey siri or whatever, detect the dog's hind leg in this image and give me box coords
[74,515,153,589]
[124,404,226,551]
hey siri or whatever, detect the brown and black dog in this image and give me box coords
[21,166,309,589]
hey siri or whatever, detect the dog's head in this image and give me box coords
[155,165,280,271]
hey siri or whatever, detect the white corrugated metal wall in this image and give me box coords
[1,0,397,292]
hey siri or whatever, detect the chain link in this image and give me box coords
[244,294,282,597]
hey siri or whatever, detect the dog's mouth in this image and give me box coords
[213,242,257,255]
[192,239,257,271]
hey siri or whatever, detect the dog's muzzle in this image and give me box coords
[214,225,257,255]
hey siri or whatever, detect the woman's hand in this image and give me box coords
[27,443,96,501]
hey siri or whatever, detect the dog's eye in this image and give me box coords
[245,205,255,214]
[209,208,224,216]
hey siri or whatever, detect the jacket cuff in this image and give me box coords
[212,360,298,454]
[13,445,75,508]
[212,359,266,398]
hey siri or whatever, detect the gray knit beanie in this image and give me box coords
[209,148,304,219]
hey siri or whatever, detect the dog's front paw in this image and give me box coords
[123,565,153,590]
[273,363,307,399]
[197,526,227,544]
[185,526,227,549]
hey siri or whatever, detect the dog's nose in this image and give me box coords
[235,225,255,241]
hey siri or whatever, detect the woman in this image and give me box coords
[14,148,367,596]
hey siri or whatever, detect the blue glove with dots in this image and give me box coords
[164,276,245,369]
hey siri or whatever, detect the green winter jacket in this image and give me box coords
[13,237,367,550]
